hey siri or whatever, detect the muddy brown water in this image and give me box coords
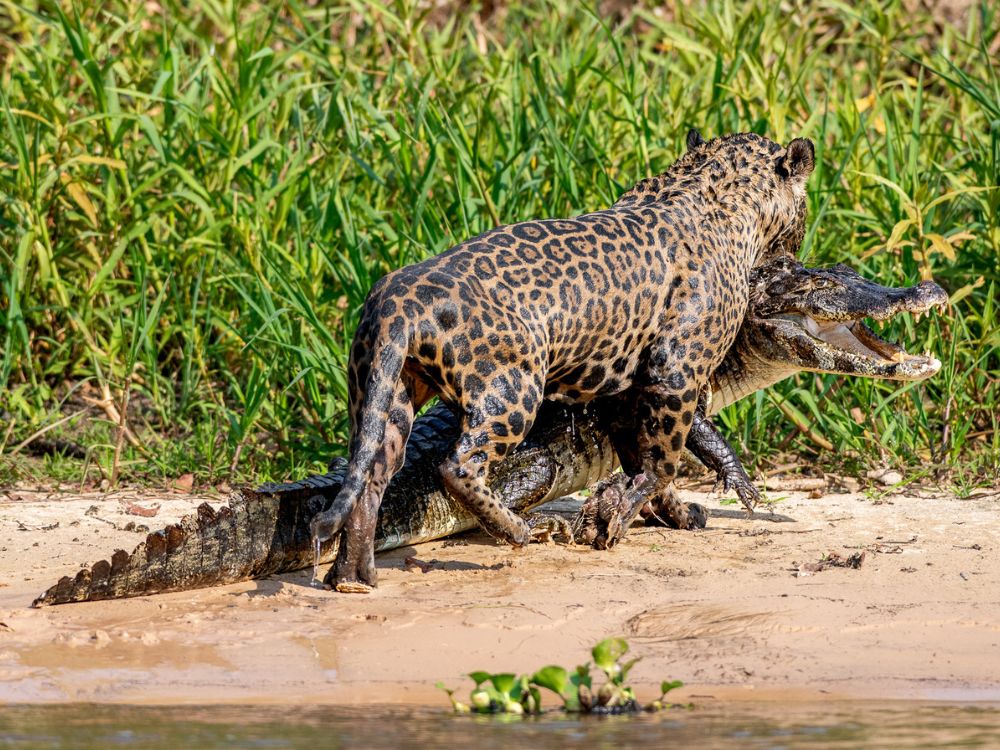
[2,702,1000,749]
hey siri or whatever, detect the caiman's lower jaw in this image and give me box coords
[766,313,942,381]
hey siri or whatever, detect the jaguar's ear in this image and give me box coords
[777,138,815,180]
[686,128,706,151]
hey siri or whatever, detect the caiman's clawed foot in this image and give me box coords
[714,464,761,513]
[573,473,653,549]
[641,487,708,530]
[525,513,575,544]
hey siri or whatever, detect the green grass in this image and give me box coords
[1,0,998,488]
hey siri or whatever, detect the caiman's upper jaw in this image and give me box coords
[759,289,948,381]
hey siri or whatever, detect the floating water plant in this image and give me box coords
[438,637,686,715]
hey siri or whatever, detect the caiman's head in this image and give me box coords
[746,256,948,380]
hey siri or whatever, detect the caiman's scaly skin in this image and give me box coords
[32,258,946,606]
[32,400,616,606]
[313,130,817,592]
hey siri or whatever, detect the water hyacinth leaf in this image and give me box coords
[436,681,468,712]
[660,680,684,696]
[592,637,628,673]
[489,673,517,696]
[530,665,569,697]
[509,676,531,709]
[597,682,616,706]
[468,671,491,688]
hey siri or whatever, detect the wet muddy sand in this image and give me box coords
[1,484,998,705]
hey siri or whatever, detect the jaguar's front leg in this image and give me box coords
[632,376,709,532]
[585,382,708,539]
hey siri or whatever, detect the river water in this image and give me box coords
[2,702,1000,749]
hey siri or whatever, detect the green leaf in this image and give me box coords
[923,185,996,212]
[949,276,984,306]
[660,680,684,696]
[853,170,915,214]
[592,637,629,671]
[527,686,542,713]
[924,232,956,261]
[233,138,279,174]
[885,218,914,252]
[530,665,569,696]
[247,46,274,63]
[87,237,129,299]
[489,673,517,696]
[63,176,98,228]
[468,671,491,688]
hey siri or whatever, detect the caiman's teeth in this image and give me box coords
[914,311,923,323]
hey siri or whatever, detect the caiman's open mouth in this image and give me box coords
[759,289,948,381]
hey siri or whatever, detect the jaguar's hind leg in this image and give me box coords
[327,372,425,592]
[439,373,545,547]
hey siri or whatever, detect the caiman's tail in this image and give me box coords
[30,473,346,607]
[310,318,412,543]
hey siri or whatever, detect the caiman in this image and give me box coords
[32,258,946,605]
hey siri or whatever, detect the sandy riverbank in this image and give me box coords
[1,483,998,705]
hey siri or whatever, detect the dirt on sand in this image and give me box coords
[1,483,998,705]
